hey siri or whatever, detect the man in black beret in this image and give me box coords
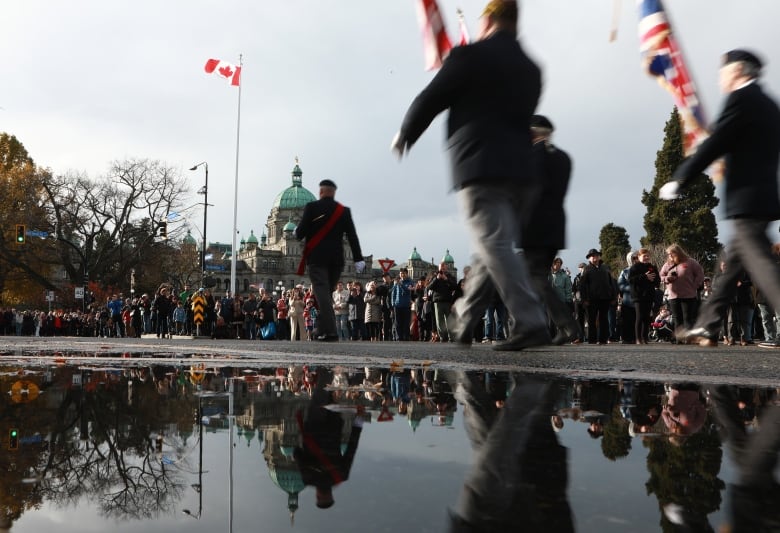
[391,0,550,350]
[659,48,780,347]
[296,179,365,341]
[521,115,579,345]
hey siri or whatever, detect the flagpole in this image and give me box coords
[230,54,242,296]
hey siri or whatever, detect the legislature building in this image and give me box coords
[196,160,456,297]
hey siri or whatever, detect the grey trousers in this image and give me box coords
[307,263,342,337]
[450,183,547,339]
[697,219,780,335]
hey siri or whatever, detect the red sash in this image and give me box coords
[297,203,345,275]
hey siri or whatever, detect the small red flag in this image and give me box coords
[204,58,241,87]
[416,0,453,71]
[457,8,470,46]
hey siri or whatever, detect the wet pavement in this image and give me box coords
[1,339,779,532]
[1,336,780,385]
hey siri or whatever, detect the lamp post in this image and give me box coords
[189,162,208,284]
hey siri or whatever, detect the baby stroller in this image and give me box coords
[649,317,675,342]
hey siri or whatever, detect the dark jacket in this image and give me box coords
[398,30,541,190]
[673,82,780,220]
[580,263,617,302]
[295,196,363,266]
[426,274,456,303]
[522,141,572,249]
[628,262,661,303]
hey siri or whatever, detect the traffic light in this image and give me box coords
[158,221,168,239]
[9,428,19,450]
[15,224,25,244]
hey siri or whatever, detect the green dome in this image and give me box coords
[269,466,305,495]
[182,230,197,246]
[409,247,422,261]
[247,230,259,244]
[272,162,316,209]
[441,249,454,264]
[283,220,296,232]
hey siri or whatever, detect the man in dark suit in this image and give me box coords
[295,179,365,341]
[659,49,780,347]
[391,0,549,351]
[522,115,580,345]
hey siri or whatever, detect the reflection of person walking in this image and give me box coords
[391,0,548,350]
[295,179,365,342]
[660,49,780,348]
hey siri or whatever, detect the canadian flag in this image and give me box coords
[204,58,241,86]
[416,0,453,70]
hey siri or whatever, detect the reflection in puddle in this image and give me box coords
[0,354,778,532]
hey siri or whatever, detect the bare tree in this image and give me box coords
[41,158,189,288]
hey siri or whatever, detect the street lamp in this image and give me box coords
[189,162,208,283]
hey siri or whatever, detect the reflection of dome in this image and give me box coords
[269,465,304,524]
[272,162,316,209]
[269,466,305,495]
[441,249,454,264]
[409,247,422,261]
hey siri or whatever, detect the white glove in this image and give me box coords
[355,260,366,274]
[390,131,407,160]
[659,181,681,200]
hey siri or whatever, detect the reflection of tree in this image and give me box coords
[601,405,631,461]
[31,372,193,520]
[644,415,725,532]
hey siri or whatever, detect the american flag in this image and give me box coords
[638,0,707,152]
[416,0,453,70]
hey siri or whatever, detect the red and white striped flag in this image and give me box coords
[204,58,241,86]
[416,0,453,70]
[457,8,470,46]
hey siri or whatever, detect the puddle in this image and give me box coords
[1,353,778,532]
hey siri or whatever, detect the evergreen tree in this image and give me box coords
[599,223,631,276]
[641,108,721,271]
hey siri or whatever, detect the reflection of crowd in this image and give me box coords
[5,359,780,530]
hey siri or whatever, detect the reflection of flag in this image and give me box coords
[416,0,452,70]
[204,58,241,86]
[457,8,470,46]
[638,0,707,152]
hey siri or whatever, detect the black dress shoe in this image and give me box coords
[314,334,339,342]
[676,327,717,347]
[493,330,551,351]
[551,324,580,346]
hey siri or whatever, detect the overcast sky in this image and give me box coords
[3,1,779,275]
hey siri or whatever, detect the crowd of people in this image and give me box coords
[3,241,777,347]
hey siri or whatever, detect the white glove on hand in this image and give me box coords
[659,181,681,200]
[390,131,407,160]
[355,261,366,274]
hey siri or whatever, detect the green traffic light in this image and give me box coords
[10,429,17,437]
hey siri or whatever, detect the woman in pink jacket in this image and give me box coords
[660,244,705,331]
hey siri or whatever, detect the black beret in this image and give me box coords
[585,248,602,259]
[319,179,337,189]
[723,49,763,71]
[530,114,554,130]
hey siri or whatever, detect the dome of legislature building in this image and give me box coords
[271,160,316,210]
